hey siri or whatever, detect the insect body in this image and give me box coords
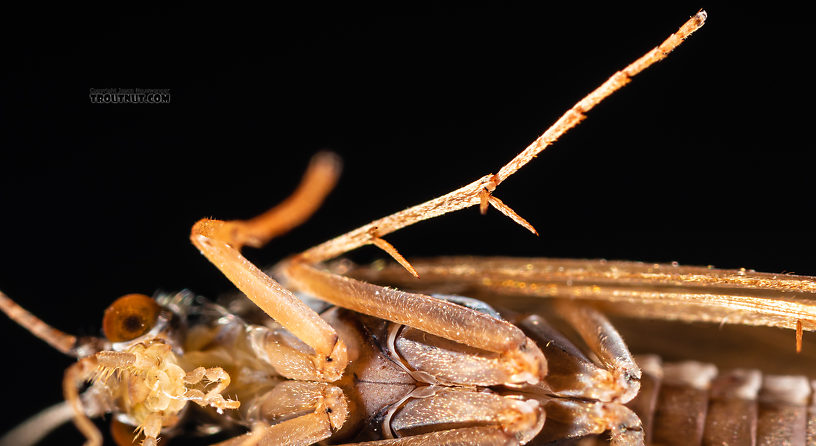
[10,9,810,446]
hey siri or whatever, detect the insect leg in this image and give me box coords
[493,10,707,184]
[191,153,348,382]
[381,387,544,443]
[192,219,348,381]
[62,355,102,446]
[207,151,342,251]
[297,11,706,267]
[284,260,546,385]
[534,398,643,445]
[551,301,641,403]
[517,314,630,402]
[342,426,526,446]
[217,426,524,446]
[211,415,334,446]
[210,382,348,446]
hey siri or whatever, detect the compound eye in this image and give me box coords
[102,294,161,342]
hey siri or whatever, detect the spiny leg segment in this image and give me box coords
[297,10,707,267]
[494,10,707,184]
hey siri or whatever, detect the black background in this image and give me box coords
[1,3,812,444]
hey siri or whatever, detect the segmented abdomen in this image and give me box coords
[625,356,813,446]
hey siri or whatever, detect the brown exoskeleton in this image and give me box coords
[7,10,811,446]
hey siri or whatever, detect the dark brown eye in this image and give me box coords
[102,294,161,342]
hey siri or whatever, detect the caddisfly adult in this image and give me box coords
[4,9,813,446]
